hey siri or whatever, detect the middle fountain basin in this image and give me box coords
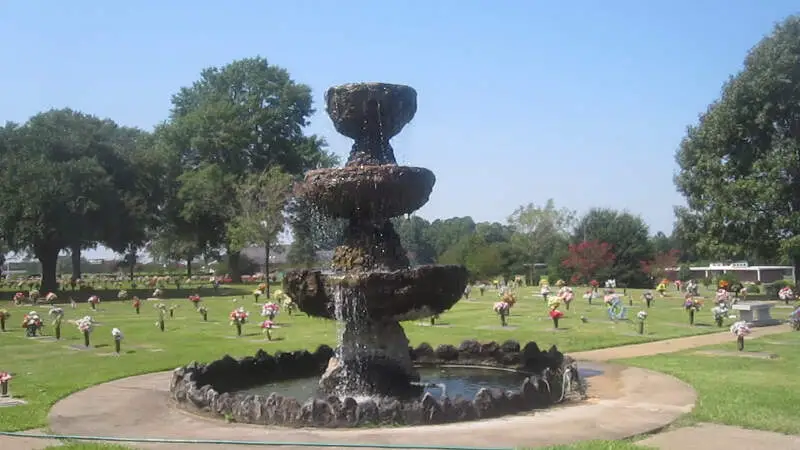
[283,265,469,321]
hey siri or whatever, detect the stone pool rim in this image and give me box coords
[169,339,585,428]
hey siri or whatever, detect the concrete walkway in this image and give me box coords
[4,324,797,449]
[46,363,695,449]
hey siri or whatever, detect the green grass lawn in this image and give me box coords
[623,330,800,435]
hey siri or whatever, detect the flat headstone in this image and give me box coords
[67,345,92,351]
[694,350,778,360]
[477,325,519,331]
[30,336,58,342]
[0,397,27,407]
[415,323,453,328]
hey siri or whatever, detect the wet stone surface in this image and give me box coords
[170,340,583,427]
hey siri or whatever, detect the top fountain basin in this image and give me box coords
[326,83,417,141]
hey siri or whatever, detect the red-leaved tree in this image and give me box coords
[640,249,680,280]
[561,241,616,285]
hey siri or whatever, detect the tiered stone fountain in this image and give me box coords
[284,83,469,398]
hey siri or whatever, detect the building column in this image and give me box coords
[757,268,761,282]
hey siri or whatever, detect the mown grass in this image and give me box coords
[623,330,800,435]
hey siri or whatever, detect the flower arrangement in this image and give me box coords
[558,287,574,310]
[29,290,39,302]
[230,307,249,336]
[778,286,794,304]
[279,292,296,315]
[0,371,11,397]
[12,292,24,305]
[45,292,57,304]
[198,305,209,321]
[636,310,648,334]
[76,316,94,347]
[117,290,128,300]
[188,294,201,307]
[258,282,267,292]
[684,295,703,325]
[493,301,510,326]
[132,297,141,314]
[49,306,64,340]
[168,304,178,318]
[253,289,263,302]
[712,303,729,328]
[153,288,163,298]
[715,289,729,305]
[555,279,565,287]
[261,302,280,320]
[154,303,167,331]
[656,283,667,296]
[539,284,551,301]
[589,279,599,289]
[718,279,730,291]
[642,291,654,308]
[789,307,800,331]
[730,321,751,351]
[261,319,274,340]
[88,295,100,310]
[0,309,9,332]
[22,311,42,337]
[501,291,517,307]
[549,308,564,328]
[111,327,123,353]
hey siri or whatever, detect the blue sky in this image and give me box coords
[1,1,796,260]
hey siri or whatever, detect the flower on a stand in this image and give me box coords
[636,310,647,334]
[153,288,163,298]
[87,295,100,310]
[260,319,274,340]
[684,296,702,325]
[76,316,94,347]
[279,291,296,315]
[730,320,751,351]
[258,282,267,292]
[253,289,263,302]
[29,290,39,302]
[789,307,800,331]
[45,292,57,304]
[132,297,141,314]
[188,294,201,307]
[0,309,10,332]
[230,307,249,336]
[12,292,24,305]
[22,311,43,337]
[549,309,564,329]
[111,327,123,353]
[642,291,654,308]
[49,306,64,339]
[154,303,167,331]
[715,289,729,305]
[558,286,574,310]
[493,301,511,326]
[0,371,12,397]
[261,302,280,320]
[779,286,795,304]
[197,305,209,321]
[501,291,517,307]
[712,304,729,327]
[117,290,128,300]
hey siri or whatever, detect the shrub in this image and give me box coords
[743,283,760,294]
[716,273,740,291]
[765,280,795,299]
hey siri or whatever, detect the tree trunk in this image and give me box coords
[228,250,242,283]
[70,243,81,281]
[794,257,800,286]
[264,244,271,299]
[186,258,193,277]
[129,251,136,282]
[38,247,59,293]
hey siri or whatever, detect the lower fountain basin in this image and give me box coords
[170,340,586,428]
[283,265,469,321]
[297,165,435,219]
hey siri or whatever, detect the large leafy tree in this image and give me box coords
[0,110,154,291]
[508,199,576,266]
[573,208,653,286]
[675,16,800,275]
[162,57,333,281]
[561,240,615,284]
[227,167,294,297]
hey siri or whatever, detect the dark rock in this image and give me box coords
[421,392,444,424]
[341,397,358,425]
[458,339,482,354]
[283,266,468,321]
[472,388,495,418]
[377,398,403,424]
[264,393,284,424]
[480,341,501,357]
[435,344,459,361]
[280,397,302,426]
[500,340,521,353]
[450,397,477,422]
[356,399,380,425]
[300,399,334,426]
[313,345,335,368]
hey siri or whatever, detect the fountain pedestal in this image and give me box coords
[284,82,469,398]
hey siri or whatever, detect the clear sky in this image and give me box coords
[1,1,797,260]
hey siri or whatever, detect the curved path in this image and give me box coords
[46,363,695,449]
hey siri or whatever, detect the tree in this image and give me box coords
[227,167,294,297]
[674,16,800,278]
[640,249,681,281]
[573,208,653,286]
[561,241,616,285]
[163,57,334,281]
[0,110,152,292]
[426,217,477,258]
[392,215,437,265]
[508,199,575,267]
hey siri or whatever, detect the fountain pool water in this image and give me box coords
[170,82,586,427]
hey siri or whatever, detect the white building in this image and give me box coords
[667,262,794,283]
